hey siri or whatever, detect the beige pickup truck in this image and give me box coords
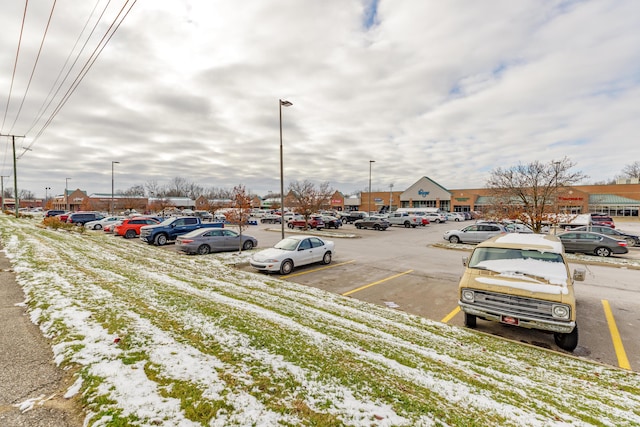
[458,233,585,351]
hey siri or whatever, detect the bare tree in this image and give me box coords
[19,189,35,200]
[119,186,147,213]
[225,185,253,252]
[166,177,192,197]
[145,180,164,197]
[288,180,333,229]
[486,158,586,232]
[621,161,640,179]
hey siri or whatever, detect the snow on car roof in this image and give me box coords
[486,233,564,253]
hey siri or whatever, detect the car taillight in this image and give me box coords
[617,241,627,247]
[180,239,194,244]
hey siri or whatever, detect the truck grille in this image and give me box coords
[466,289,562,321]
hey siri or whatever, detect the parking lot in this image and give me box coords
[234,219,640,371]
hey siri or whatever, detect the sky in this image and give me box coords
[1,0,639,199]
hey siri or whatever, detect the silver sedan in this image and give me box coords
[176,228,257,255]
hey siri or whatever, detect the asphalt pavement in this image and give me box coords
[0,244,83,427]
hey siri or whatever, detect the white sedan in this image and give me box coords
[250,235,334,275]
[84,216,125,230]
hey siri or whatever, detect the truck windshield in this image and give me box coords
[468,247,567,283]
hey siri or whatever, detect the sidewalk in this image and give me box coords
[0,245,83,427]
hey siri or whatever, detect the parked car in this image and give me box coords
[339,211,367,224]
[557,231,628,257]
[443,223,508,244]
[176,228,257,255]
[56,212,71,222]
[288,216,324,230]
[590,215,615,229]
[423,212,447,223]
[570,225,639,247]
[458,233,585,351]
[354,216,390,231]
[114,217,160,239]
[504,222,534,233]
[250,235,334,275]
[139,216,224,245]
[446,212,464,222]
[85,216,124,230]
[45,209,66,217]
[261,214,282,224]
[387,212,423,228]
[193,210,214,221]
[321,216,342,229]
[67,211,104,225]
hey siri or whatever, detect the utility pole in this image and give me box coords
[1,134,25,217]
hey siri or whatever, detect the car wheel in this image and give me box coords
[197,244,211,255]
[374,224,381,230]
[322,251,332,264]
[280,259,294,275]
[455,218,460,222]
[124,229,136,239]
[595,247,611,257]
[624,238,635,247]
[356,224,361,229]
[242,240,254,250]
[449,236,460,244]
[464,313,476,328]
[288,223,294,229]
[554,325,578,352]
[155,234,168,246]
[95,224,102,230]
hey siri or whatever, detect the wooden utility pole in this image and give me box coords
[0,134,25,217]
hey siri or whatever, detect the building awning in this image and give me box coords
[589,194,640,205]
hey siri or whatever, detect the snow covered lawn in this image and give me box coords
[1,216,639,426]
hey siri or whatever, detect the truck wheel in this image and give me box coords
[280,259,294,275]
[449,236,460,244]
[197,244,211,255]
[125,230,136,239]
[155,234,168,246]
[411,224,416,228]
[595,247,611,257]
[464,313,477,328]
[404,221,410,228]
[356,224,362,229]
[554,325,578,352]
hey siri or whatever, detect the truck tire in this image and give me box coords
[554,325,578,352]
[464,313,477,328]
[403,221,410,228]
[154,233,168,246]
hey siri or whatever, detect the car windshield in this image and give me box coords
[468,247,567,284]
[274,238,300,251]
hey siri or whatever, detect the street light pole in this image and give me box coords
[279,99,292,239]
[368,160,375,215]
[65,178,71,212]
[45,186,51,209]
[111,161,120,215]
[389,183,393,212]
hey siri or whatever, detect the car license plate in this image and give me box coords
[501,315,519,326]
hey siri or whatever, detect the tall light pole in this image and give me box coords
[553,160,561,235]
[45,186,51,209]
[111,161,120,215]
[279,99,292,239]
[368,160,375,215]
[389,183,394,212]
[65,178,71,212]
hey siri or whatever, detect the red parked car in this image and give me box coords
[113,217,160,239]
[287,215,325,230]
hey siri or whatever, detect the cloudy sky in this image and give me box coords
[0,0,638,199]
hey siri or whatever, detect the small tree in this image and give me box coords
[486,158,586,233]
[225,185,253,252]
[621,161,640,179]
[288,180,333,230]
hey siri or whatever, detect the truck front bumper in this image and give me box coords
[459,302,575,334]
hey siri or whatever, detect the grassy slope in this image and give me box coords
[1,216,639,426]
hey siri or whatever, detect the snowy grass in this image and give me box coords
[1,215,640,426]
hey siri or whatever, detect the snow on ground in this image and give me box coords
[1,216,639,426]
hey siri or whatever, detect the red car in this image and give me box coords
[113,217,160,238]
[591,215,615,229]
[288,216,324,230]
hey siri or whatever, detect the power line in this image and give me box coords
[0,0,28,133]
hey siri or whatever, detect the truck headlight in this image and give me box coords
[461,289,475,302]
[552,304,570,319]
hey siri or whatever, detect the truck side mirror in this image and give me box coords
[573,268,586,282]
[462,256,468,267]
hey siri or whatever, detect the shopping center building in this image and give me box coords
[356,176,640,217]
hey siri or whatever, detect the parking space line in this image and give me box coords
[441,306,460,323]
[601,299,631,370]
[284,260,355,278]
[341,270,414,297]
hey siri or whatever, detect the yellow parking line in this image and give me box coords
[284,260,355,278]
[441,306,460,323]
[342,270,414,296]
[601,300,631,370]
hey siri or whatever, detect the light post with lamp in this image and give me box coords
[65,178,71,212]
[279,99,292,239]
[368,160,375,215]
[111,161,120,215]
